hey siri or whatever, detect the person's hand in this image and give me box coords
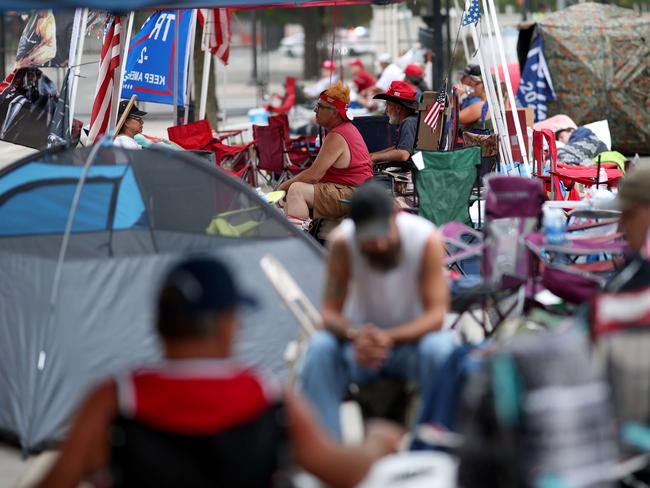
[278,180,290,192]
[364,419,405,455]
[354,324,392,369]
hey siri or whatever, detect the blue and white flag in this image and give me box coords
[516,36,556,122]
[121,10,194,106]
[462,0,481,26]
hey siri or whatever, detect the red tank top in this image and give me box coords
[116,359,280,435]
[320,121,374,187]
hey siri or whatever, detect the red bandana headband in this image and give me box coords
[319,94,353,121]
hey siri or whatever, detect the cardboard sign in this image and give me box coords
[506,107,534,163]
[416,91,444,151]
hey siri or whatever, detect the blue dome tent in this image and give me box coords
[0,145,324,452]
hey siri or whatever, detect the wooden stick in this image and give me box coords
[113,94,136,140]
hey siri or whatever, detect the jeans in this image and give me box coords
[299,329,457,439]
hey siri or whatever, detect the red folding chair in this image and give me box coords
[168,119,255,184]
[267,114,314,166]
[252,124,305,188]
[264,76,296,116]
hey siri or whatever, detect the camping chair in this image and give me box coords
[264,76,297,116]
[252,124,306,188]
[167,119,255,184]
[267,113,313,168]
[415,146,481,228]
[109,405,288,488]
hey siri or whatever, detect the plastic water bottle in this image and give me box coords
[543,207,567,246]
[598,167,608,189]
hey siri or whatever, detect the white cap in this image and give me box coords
[378,53,392,64]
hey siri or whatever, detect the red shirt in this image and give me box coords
[116,359,280,435]
[352,70,376,92]
[320,122,374,187]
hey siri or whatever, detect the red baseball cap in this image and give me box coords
[405,64,424,78]
[321,60,336,71]
[372,80,419,109]
[349,58,364,68]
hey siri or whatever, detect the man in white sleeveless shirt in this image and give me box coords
[300,182,457,438]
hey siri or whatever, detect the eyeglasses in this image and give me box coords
[314,102,336,112]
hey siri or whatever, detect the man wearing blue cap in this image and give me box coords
[37,256,401,487]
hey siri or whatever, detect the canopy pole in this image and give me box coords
[113,11,134,126]
[173,9,180,126]
[486,0,530,176]
[68,8,88,134]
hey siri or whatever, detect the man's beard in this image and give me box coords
[362,240,402,271]
[388,114,400,125]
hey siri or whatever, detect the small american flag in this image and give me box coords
[423,92,446,132]
[88,15,121,144]
[199,9,232,65]
[462,0,481,26]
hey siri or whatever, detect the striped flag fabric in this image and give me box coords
[88,14,121,144]
[198,9,232,65]
[423,92,446,132]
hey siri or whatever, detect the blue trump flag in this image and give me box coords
[121,10,194,106]
[516,36,556,122]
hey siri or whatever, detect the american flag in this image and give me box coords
[198,9,232,65]
[423,92,446,132]
[462,0,481,26]
[88,15,121,144]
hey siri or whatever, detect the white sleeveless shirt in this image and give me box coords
[333,212,436,330]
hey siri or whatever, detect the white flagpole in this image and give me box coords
[183,10,198,124]
[199,51,212,120]
[466,7,512,169]
[113,11,134,127]
[68,8,88,134]
[486,0,530,176]
[172,9,180,126]
[453,0,471,63]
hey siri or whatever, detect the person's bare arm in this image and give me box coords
[321,236,356,340]
[459,100,484,126]
[286,390,402,488]
[278,133,345,191]
[36,381,117,488]
[370,147,410,164]
[385,233,449,344]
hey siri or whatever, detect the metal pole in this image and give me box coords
[432,0,444,89]
[0,13,4,78]
[251,11,258,84]
[68,8,88,134]
[184,10,197,124]
[199,50,212,120]
[173,9,180,126]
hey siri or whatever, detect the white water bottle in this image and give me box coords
[543,207,567,246]
[598,167,608,189]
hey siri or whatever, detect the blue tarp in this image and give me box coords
[0,162,146,236]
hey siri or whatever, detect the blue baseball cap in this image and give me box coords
[158,256,256,318]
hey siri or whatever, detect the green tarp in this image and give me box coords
[416,146,480,227]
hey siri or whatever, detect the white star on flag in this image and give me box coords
[462,0,481,26]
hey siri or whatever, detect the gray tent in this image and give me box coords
[0,145,324,452]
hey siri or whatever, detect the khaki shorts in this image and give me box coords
[313,183,356,219]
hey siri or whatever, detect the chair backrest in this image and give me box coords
[167,119,214,150]
[351,115,398,153]
[483,175,545,286]
[110,403,289,488]
[268,114,291,144]
[415,146,480,227]
[253,124,286,173]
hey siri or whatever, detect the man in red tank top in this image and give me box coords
[278,81,374,231]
